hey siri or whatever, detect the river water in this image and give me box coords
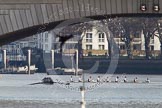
[0,73,162,108]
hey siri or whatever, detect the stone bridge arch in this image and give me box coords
[0,0,162,45]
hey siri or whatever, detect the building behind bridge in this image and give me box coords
[0,25,161,59]
[81,27,161,57]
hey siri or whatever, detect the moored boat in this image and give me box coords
[47,67,83,75]
[0,65,38,74]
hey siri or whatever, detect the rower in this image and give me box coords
[134,77,138,83]
[88,76,92,82]
[115,76,119,83]
[145,78,150,83]
[124,76,127,83]
[106,76,110,82]
[97,76,101,82]
[70,76,74,82]
[78,76,82,82]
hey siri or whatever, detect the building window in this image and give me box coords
[133,45,137,50]
[45,38,48,42]
[16,45,19,48]
[86,45,92,50]
[45,33,48,42]
[45,44,48,49]
[39,44,41,48]
[86,33,92,42]
[134,31,141,38]
[45,33,48,38]
[87,28,92,32]
[120,45,126,50]
[150,39,154,44]
[99,45,105,50]
[98,33,105,42]
[24,43,28,47]
[151,46,154,51]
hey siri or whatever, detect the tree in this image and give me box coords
[106,18,137,59]
[120,18,133,59]
[115,18,158,60]
[140,18,158,59]
[104,18,121,58]
[93,19,119,58]
[56,22,93,58]
[74,23,93,58]
[154,20,162,58]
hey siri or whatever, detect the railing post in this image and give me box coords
[28,49,31,75]
[51,50,54,69]
[75,50,78,75]
[3,50,7,70]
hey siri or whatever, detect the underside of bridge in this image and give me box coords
[0,0,162,45]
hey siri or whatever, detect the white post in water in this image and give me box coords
[81,90,85,108]
[28,49,31,75]
[75,50,78,75]
[51,50,54,69]
[80,86,86,108]
[3,50,7,70]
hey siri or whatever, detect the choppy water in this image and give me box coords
[0,74,162,108]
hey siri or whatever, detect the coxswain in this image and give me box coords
[70,76,74,82]
[88,76,92,82]
[42,77,54,84]
[78,76,82,82]
[97,76,101,82]
[106,76,110,82]
[134,77,138,83]
[145,78,150,83]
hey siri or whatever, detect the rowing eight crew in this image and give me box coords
[70,76,151,83]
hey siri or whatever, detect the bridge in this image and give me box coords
[0,0,162,45]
